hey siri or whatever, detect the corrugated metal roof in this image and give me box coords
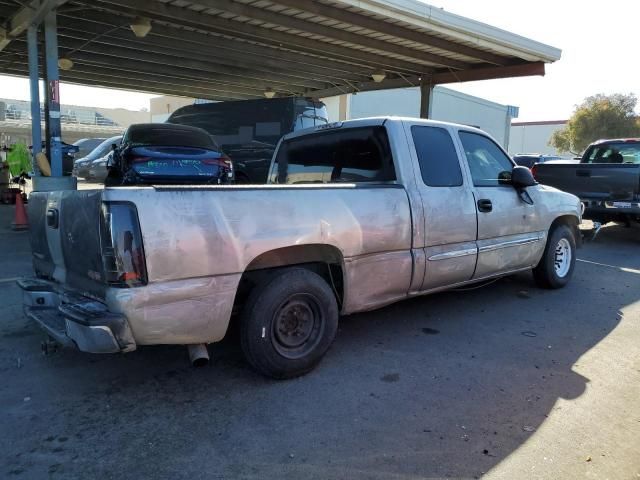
[0,0,561,100]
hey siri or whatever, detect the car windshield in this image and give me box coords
[584,143,640,164]
[84,136,122,161]
[125,125,215,149]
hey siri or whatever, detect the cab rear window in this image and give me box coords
[270,126,396,184]
[583,143,640,164]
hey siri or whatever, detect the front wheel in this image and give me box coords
[240,268,339,379]
[533,224,576,289]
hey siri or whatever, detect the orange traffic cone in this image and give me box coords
[11,192,28,231]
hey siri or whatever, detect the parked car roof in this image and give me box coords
[123,123,217,149]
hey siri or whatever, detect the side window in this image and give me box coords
[458,131,513,187]
[411,126,463,187]
[270,126,396,184]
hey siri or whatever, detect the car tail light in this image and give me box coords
[203,156,230,167]
[203,155,234,178]
[99,202,147,287]
[530,163,538,179]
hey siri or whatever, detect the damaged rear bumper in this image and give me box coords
[18,278,136,353]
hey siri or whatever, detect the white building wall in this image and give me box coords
[344,86,517,147]
[321,96,341,122]
[509,122,567,155]
[430,88,513,147]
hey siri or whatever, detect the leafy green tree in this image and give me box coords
[550,93,640,154]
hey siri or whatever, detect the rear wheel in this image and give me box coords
[240,268,338,379]
[533,224,576,289]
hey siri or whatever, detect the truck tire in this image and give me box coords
[240,268,339,379]
[533,224,576,289]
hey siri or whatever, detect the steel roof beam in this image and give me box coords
[89,0,429,73]
[165,0,469,69]
[54,37,331,89]
[308,61,546,97]
[431,61,546,84]
[4,40,312,96]
[0,64,254,101]
[270,0,509,65]
[55,10,376,78]
[0,51,265,97]
[55,24,368,83]
[0,0,68,51]
[69,53,308,94]
[1,47,260,94]
[53,43,330,91]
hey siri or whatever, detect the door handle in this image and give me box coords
[576,170,591,177]
[477,199,492,213]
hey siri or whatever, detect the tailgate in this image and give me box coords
[535,163,640,200]
[29,189,107,298]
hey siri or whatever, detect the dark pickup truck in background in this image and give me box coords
[533,138,640,225]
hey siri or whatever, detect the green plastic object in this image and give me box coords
[6,143,31,177]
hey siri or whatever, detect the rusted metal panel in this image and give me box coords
[105,275,241,345]
[342,250,414,313]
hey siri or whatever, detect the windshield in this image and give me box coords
[583,143,640,164]
[124,125,216,149]
[85,136,122,161]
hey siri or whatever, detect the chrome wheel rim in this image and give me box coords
[554,238,572,278]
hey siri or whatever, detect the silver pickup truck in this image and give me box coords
[20,117,582,378]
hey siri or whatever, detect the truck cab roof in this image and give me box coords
[281,116,487,142]
[592,138,640,145]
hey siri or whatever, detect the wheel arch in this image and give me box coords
[232,244,346,314]
[549,214,581,247]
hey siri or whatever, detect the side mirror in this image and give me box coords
[111,143,118,151]
[511,166,537,189]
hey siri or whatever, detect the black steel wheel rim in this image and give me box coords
[272,293,325,359]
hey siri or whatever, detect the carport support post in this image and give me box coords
[43,10,61,177]
[27,25,41,173]
[31,8,76,191]
[419,76,433,119]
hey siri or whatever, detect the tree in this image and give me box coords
[550,93,640,154]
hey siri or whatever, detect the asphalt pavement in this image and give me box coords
[0,203,638,479]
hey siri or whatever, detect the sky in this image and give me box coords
[431,0,640,121]
[0,0,638,121]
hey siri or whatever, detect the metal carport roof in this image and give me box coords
[0,0,561,101]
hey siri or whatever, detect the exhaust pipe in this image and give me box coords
[187,344,209,367]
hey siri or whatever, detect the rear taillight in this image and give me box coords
[203,156,231,167]
[530,163,538,179]
[203,155,234,178]
[99,202,147,287]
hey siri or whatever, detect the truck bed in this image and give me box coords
[28,183,415,327]
[534,163,640,200]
